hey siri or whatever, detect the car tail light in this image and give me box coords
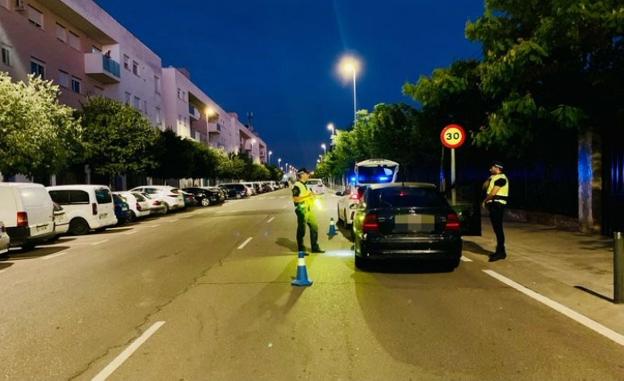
[136,203,142,211]
[349,192,359,200]
[17,211,28,227]
[363,213,379,233]
[92,203,98,215]
[154,200,161,206]
[445,213,460,231]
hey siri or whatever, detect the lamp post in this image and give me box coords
[327,122,335,135]
[338,55,361,125]
[268,150,273,165]
[278,157,282,169]
[321,143,327,155]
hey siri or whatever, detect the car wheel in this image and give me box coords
[128,211,137,222]
[355,255,369,270]
[69,218,90,235]
[444,257,461,271]
[201,198,211,207]
[162,204,170,214]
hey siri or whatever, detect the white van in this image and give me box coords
[0,183,55,248]
[307,178,326,195]
[47,185,117,235]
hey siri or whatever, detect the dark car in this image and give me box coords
[220,184,248,199]
[205,186,227,202]
[112,194,132,224]
[183,187,224,207]
[180,190,199,207]
[352,183,462,270]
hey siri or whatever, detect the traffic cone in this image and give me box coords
[328,217,337,237]
[291,250,313,287]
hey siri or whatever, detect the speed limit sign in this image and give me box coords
[440,124,466,149]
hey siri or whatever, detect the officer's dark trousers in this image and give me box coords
[295,208,319,251]
[488,202,506,255]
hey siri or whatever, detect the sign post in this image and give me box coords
[440,124,466,205]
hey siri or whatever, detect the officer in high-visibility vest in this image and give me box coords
[292,168,324,253]
[483,161,509,262]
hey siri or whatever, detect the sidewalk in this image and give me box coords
[464,219,624,337]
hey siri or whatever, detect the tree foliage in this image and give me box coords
[79,97,157,177]
[0,73,81,178]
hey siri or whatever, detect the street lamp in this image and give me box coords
[278,157,282,168]
[327,122,335,135]
[268,150,273,165]
[321,143,327,155]
[338,55,361,125]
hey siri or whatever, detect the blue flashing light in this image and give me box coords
[378,176,389,182]
[349,176,357,183]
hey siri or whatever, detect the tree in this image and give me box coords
[149,129,195,179]
[0,73,81,178]
[190,142,220,180]
[79,97,157,179]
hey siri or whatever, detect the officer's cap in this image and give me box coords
[297,168,310,175]
[491,161,504,170]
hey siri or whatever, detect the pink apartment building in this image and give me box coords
[0,0,269,171]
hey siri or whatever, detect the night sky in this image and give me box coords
[96,0,484,169]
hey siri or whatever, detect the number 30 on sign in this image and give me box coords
[440,124,466,149]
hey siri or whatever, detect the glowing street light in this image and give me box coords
[327,122,335,135]
[268,150,273,164]
[337,54,362,125]
[321,143,327,155]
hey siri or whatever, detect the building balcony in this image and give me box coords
[189,105,201,120]
[208,122,222,134]
[84,53,120,84]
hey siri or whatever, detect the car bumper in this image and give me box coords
[6,226,56,247]
[0,235,9,254]
[358,235,462,261]
[54,223,70,235]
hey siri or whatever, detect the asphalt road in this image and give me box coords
[0,188,623,380]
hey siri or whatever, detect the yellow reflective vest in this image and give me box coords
[486,173,509,205]
[292,181,314,208]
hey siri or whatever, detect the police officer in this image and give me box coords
[292,168,324,253]
[483,161,509,262]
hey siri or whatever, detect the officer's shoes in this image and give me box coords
[311,247,325,254]
[488,253,507,262]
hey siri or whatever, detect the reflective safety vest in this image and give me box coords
[292,181,314,208]
[486,173,509,205]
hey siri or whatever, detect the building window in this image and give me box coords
[154,76,160,94]
[133,96,140,109]
[55,23,67,42]
[27,5,44,28]
[68,31,80,50]
[123,55,129,70]
[91,46,101,53]
[71,77,81,94]
[155,107,161,125]
[143,100,147,113]
[124,92,131,104]
[30,58,45,78]
[58,70,69,88]
[177,88,181,99]
[1,47,11,66]
[132,61,139,76]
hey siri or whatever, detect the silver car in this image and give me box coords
[0,221,10,255]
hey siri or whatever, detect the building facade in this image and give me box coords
[0,0,268,166]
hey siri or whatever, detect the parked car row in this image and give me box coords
[0,180,283,253]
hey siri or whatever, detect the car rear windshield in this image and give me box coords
[95,188,112,204]
[367,187,447,209]
[49,190,89,205]
[131,192,146,201]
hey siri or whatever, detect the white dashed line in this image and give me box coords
[90,239,109,246]
[92,321,166,381]
[163,218,179,223]
[460,256,473,262]
[266,217,275,223]
[142,224,160,228]
[123,231,137,235]
[237,237,253,250]
[483,269,624,347]
[41,250,71,261]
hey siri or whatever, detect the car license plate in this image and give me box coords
[36,224,48,232]
[99,213,108,219]
[395,214,434,233]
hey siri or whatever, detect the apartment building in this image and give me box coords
[0,0,165,127]
[0,0,268,164]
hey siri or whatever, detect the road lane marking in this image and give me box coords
[92,321,165,381]
[41,250,71,261]
[142,224,160,228]
[238,237,253,250]
[266,217,275,223]
[91,239,109,246]
[122,231,137,236]
[483,269,624,347]
[163,218,179,223]
[460,256,473,262]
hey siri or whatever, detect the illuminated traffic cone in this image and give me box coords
[328,217,337,237]
[291,250,313,287]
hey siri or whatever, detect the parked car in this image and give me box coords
[52,202,69,237]
[260,183,273,193]
[0,183,55,248]
[112,194,132,225]
[220,184,249,199]
[113,192,151,220]
[206,186,227,201]
[240,182,256,195]
[129,186,185,213]
[141,193,167,215]
[183,187,225,207]
[0,221,10,255]
[307,178,326,194]
[352,183,462,270]
[180,191,198,207]
[337,185,366,226]
[47,185,117,235]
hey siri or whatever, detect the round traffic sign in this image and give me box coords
[440,124,466,149]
